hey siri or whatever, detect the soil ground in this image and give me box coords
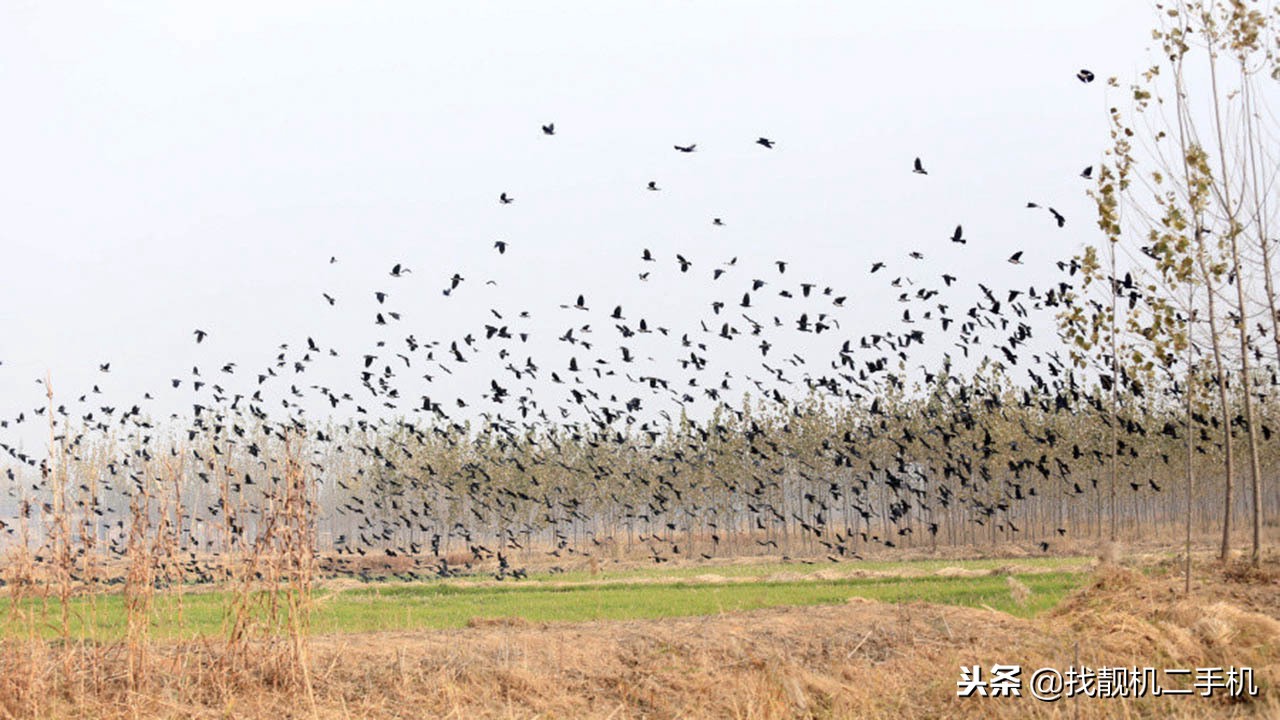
[11,543,1275,719]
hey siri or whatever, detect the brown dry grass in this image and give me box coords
[2,554,1276,719]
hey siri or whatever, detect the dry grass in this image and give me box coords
[0,554,1275,719]
[1005,575,1032,607]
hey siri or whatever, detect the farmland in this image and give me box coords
[4,1,1280,719]
[1,550,1276,718]
[2,557,1088,639]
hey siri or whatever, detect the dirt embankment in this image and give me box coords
[16,554,1272,719]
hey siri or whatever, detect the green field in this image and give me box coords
[2,558,1091,640]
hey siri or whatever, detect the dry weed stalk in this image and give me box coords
[0,498,43,718]
[123,468,155,693]
[281,432,318,713]
[44,375,74,658]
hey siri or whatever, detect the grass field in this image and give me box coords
[3,557,1090,639]
[3,552,1276,719]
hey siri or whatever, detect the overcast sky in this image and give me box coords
[0,2,1157,449]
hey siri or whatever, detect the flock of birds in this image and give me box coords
[0,67,1201,585]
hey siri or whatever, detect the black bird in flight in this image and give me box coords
[674,144,696,153]
[913,157,927,175]
[775,260,787,273]
[1080,165,1093,179]
[322,293,335,306]
[871,262,885,273]
[756,137,775,149]
[1008,251,1024,265]
[1077,69,1095,83]
[713,218,724,226]
[193,329,208,344]
[647,181,660,191]
[950,225,965,244]
[1049,208,1066,227]
[390,263,410,277]
[541,123,555,135]
[499,192,513,204]
[98,363,110,373]
[494,240,507,254]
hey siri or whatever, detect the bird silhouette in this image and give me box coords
[0,107,1180,598]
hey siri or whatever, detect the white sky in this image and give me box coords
[0,2,1157,449]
